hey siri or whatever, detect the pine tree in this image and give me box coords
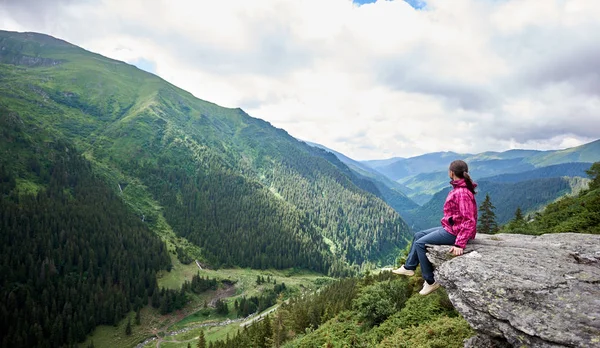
[215,299,229,315]
[125,318,132,336]
[135,308,141,325]
[586,162,600,190]
[273,310,287,348]
[262,315,273,347]
[514,207,524,223]
[478,194,498,234]
[503,206,532,234]
[197,330,206,348]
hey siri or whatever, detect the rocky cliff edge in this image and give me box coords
[427,233,600,348]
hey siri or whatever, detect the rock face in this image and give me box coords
[426,233,600,348]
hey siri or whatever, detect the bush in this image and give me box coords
[378,316,474,348]
[352,278,411,327]
[366,289,458,345]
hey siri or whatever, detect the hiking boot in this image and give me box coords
[392,265,415,276]
[419,281,440,296]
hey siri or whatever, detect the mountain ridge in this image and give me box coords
[0,29,411,272]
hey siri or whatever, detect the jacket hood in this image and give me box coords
[450,178,478,189]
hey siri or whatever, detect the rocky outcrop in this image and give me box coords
[427,233,600,348]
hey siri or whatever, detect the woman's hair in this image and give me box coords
[449,160,476,194]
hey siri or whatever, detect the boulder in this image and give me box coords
[426,233,600,348]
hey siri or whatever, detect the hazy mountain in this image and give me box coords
[480,162,592,183]
[365,151,467,182]
[399,158,536,203]
[373,142,600,205]
[304,141,418,212]
[403,176,588,231]
[361,157,405,169]
[368,141,600,185]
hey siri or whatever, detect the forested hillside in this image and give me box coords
[503,162,600,235]
[305,142,418,212]
[0,109,172,348]
[0,30,411,275]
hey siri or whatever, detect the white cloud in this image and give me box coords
[1,0,599,159]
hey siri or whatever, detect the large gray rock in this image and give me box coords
[426,233,600,348]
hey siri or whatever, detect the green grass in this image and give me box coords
[157,256,200,290]
[80,266,330,348]
[81,309,157,348]
[204,323,243,344]
[163,321,242,347]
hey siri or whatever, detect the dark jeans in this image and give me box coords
[404,226,456,283]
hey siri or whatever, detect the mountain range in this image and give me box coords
[312,140,599,231]
[1,29,599,348]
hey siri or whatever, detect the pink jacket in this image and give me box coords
[440,179,478,249]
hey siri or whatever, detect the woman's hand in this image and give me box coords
[449,246,464,256]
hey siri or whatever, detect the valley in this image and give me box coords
[82,258,330,348]
[1,29,599,348]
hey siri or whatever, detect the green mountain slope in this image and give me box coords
[0,30,411,272]
[0,108,172,347]
[466,149,541,161]
[525,139,600,166]
[503,163,600,235]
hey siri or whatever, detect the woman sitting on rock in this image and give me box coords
[393,160,478,295]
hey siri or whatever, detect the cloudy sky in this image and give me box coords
[1,0,599,159]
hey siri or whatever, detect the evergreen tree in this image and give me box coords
[478,194,498,234]
[215,299,229,315]
[586,162,600,190]
[503,206,533,234]
[197,330,206,348]
[273,310,287,348]
[514,207,524,222]
[135,308,141,325]
[125,318,132,336]
[262,315,273,347]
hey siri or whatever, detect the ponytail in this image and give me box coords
[449,160,476,195]
[463,172,476,195]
